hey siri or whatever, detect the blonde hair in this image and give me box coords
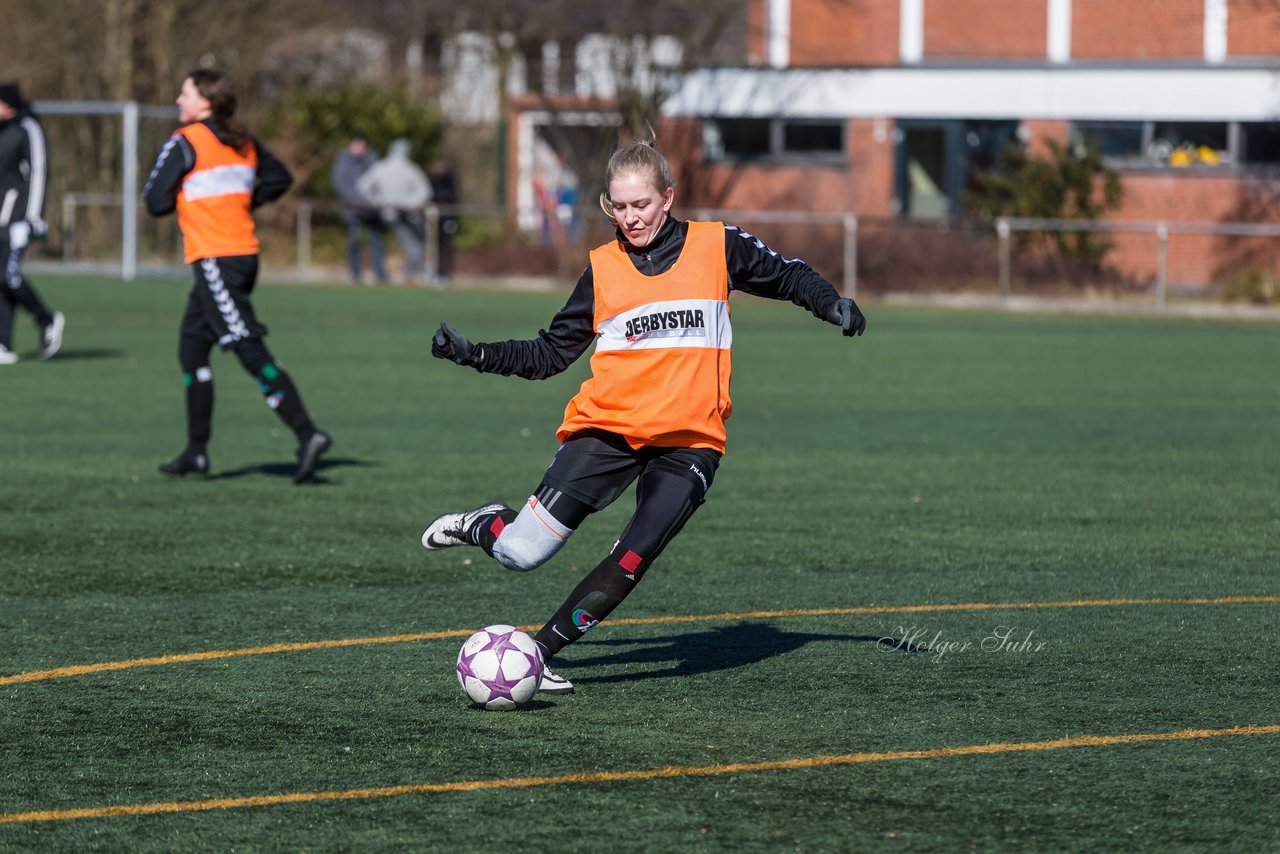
[598,136,675,219]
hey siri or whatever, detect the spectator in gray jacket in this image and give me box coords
[357,138,431,285]
[331,134,387,285]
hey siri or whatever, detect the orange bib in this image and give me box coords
[557,221,733,452]
[174,123,259,263]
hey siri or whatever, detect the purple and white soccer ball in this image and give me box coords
[456,625,544,710]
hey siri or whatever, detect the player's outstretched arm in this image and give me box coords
[433,269,596,380]
[432,322,484,369]
[823,297,867,337]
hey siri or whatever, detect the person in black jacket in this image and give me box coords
[332,134,388,285]
[0,82,63,365]
[144,69,331,483]
[428,158,458,285]
[422,138,866,695]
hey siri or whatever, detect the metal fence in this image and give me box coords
[36,187,1280,309]
[287,203,863,294]
[21,101,1280,302]
[996,217,1280,311]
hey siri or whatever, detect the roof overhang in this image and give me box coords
[662,65,1280,121]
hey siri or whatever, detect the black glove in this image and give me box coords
[824,297,866,337]
[432,322,482,367]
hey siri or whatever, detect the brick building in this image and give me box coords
[656,0,1280,288]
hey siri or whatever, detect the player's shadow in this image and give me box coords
[558,621,899,685]
[39,347,125,361]
[209,456,374,483]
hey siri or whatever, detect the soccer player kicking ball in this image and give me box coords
[423,137,866,694]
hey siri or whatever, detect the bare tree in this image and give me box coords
[424,0,746,239]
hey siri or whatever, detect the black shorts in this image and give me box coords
[182,255,268,350]
[541,429,722,511]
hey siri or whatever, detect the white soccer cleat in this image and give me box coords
[39,311,64,360]
[539,664,574,694]
[421,502,509,550]
[0,344,16,365]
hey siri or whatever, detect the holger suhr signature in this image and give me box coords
[877,625,1048,663]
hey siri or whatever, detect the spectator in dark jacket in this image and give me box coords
[428,158,459,286]
[331,134,387,285]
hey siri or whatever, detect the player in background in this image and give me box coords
[423,137,866,693]
[0,82,64,365]
[144,69,332,483]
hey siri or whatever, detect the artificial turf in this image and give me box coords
[1,275,1277,851]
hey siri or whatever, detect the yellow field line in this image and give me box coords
[2,724,1277,825]
[0,629,472,686]
[3,595,1277,687]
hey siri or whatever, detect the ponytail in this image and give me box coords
[188,68,252,151]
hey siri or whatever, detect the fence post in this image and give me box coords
[62,194,77,261]
[842,214,858,298]
[296,200,312,278]
[997,218,1011,306]
[121,101,139,281]
[426,205,441,284]
[1155,222,1168,313]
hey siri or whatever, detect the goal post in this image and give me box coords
[33,100,177,281]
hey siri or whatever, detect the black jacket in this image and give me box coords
[0,106,46,227]
[143,118,293,217]
[331,147,377,210]
[476,215,843,379]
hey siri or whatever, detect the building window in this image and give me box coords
[704,118,845,163]
[1072,122,1145,159]
[782,121,844,155]
[1070,120,1280,170]
[1242,123,1280,165]
[1151,122,1228,152]
[707,118,771,159]
[1149,122,1230,166]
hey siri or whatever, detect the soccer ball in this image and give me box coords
[456,625,544,710]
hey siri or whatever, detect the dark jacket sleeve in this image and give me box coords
[723,224,841,320]
[252,141,293,209]
[473,266,597,380]
[143,133,194,217]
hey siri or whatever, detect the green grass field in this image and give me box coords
[2,274,1278,851]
